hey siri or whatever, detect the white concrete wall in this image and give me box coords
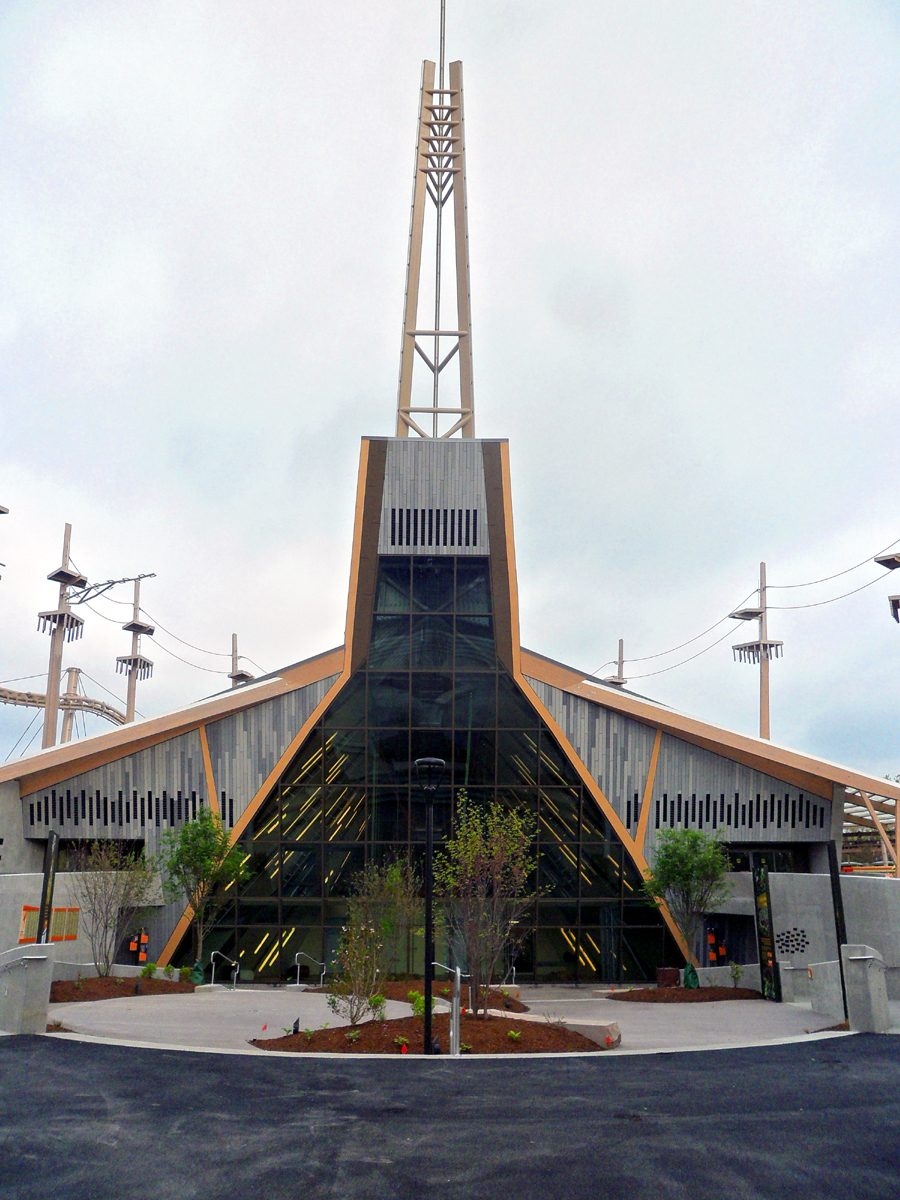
[1,872,102,962]
[0,779,42,873]
[841,876,900,1000]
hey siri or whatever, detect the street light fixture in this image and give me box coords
[415,756,445,1055]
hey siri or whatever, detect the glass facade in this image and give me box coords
[196,556,679,982]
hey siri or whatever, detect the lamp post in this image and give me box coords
[415,756,445,1055]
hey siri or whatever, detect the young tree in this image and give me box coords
[326,920,385,1026]
[643,828,731,967]
[350,855,423,980]
[157,807,247,963]
[436,791,536,1018]
[68,841,155,977]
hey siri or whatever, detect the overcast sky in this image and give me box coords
[2,1,900,779]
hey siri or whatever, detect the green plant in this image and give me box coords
[441,986,450,998]
[68,841,155,977]
[163,963,175,980]
[348,855,424,981]
[157,806,248,962]
[460,1042,472,1054]
[643,829,731,960]
[729,961,745,988]
[370,993,387,1022]
[116,975,127,986]
[140,962,156,979]
[507,1029,521,1041]
[74,973,83,991]
[394,1036,408,1048]
[345,1029,361,1043]
[304,1028,315,1044]
[407,989,432,1018]
[436,791,536,1019]
[179,965,191,983]
[326,920,383,1026]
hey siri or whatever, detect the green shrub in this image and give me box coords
[179,965,191,983]
[370,993,387,1022]
[507,1029,521,1041]
[140,962,157,980]
[407,989,432,1018]
[163,964,175,980]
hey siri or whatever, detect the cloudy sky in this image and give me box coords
[2,0,900,777]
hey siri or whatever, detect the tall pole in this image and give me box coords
[60,666,81,744]
[424,791,434,1052]
[759,562,770,740]
[40,523,85,750]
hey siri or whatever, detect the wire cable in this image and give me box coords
[77,671,142,717]
[627,626,738,680]
[768,535,900,590]
[138,609,231,657]
[769,574,885,611]
[150,638,230,675]
[0,674,46,686]
[588,587,757,676]
[4,709,40,761]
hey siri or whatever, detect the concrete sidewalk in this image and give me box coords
[50,989,413,1052]
[50,982,851,1056]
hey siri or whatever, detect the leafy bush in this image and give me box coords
[407,989,433,1018]
[643,828,731,958]
[140,962,157,979]
[163,964,175,980]
[179,965,191,983]
[729,961,745,988]
[326,920,383,1026]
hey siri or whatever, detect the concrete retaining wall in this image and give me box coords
[0,943,54,1034]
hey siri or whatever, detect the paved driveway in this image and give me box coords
[1,1033,898,1199]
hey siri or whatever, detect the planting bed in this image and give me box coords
[50,977,196,1004]
[252,1012,595,1055]
[608,986,763,1003]
[306,980,529,1012]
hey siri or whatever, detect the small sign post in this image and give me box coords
[751,854,782,1002]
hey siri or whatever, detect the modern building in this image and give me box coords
[1,50,898,988]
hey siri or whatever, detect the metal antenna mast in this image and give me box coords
[396,1,475,438]
[228,633,254,688]
[730,561,783,740]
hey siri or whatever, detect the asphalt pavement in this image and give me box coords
[1,1032,898,1199]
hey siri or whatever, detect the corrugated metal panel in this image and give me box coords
[527,677,656,825]
[527,677,831,858]
[378,438,489,555]
[21,727,208,855]
[206,675,338,824]
[642,733,832,859]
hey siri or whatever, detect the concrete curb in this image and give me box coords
[39,1025,858,1060]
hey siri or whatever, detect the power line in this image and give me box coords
[0,674,45,686]
[139,609,231,657]
[769,574,885,611]
[628,627,738,680]
[151,638,230,675]
[589,587,757,676]
[769,535,900,590]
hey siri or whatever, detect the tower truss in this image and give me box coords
[396,55,474,438]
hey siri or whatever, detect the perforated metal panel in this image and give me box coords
[378,438,489,555]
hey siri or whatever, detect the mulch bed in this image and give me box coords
[252,1012,596,1055]
[50,977,196,1004]
[608,986,763,1003]
[305,980,529,1013]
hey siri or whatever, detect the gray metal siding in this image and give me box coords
[21,727,208,855]
[526,677,831,861]
[378,438,489,555]
[206,675,338,824]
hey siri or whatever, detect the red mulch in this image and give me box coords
[46,1022,72,1032]
[252,1012,596,1055]
[608,986,763,1003]
[305,980,529,1013]
[50,977,196,1003]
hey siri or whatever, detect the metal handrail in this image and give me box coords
[0,955,48,976]
[294,952,327,988]
[210,951,238,989]
[432,961,468,1056]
